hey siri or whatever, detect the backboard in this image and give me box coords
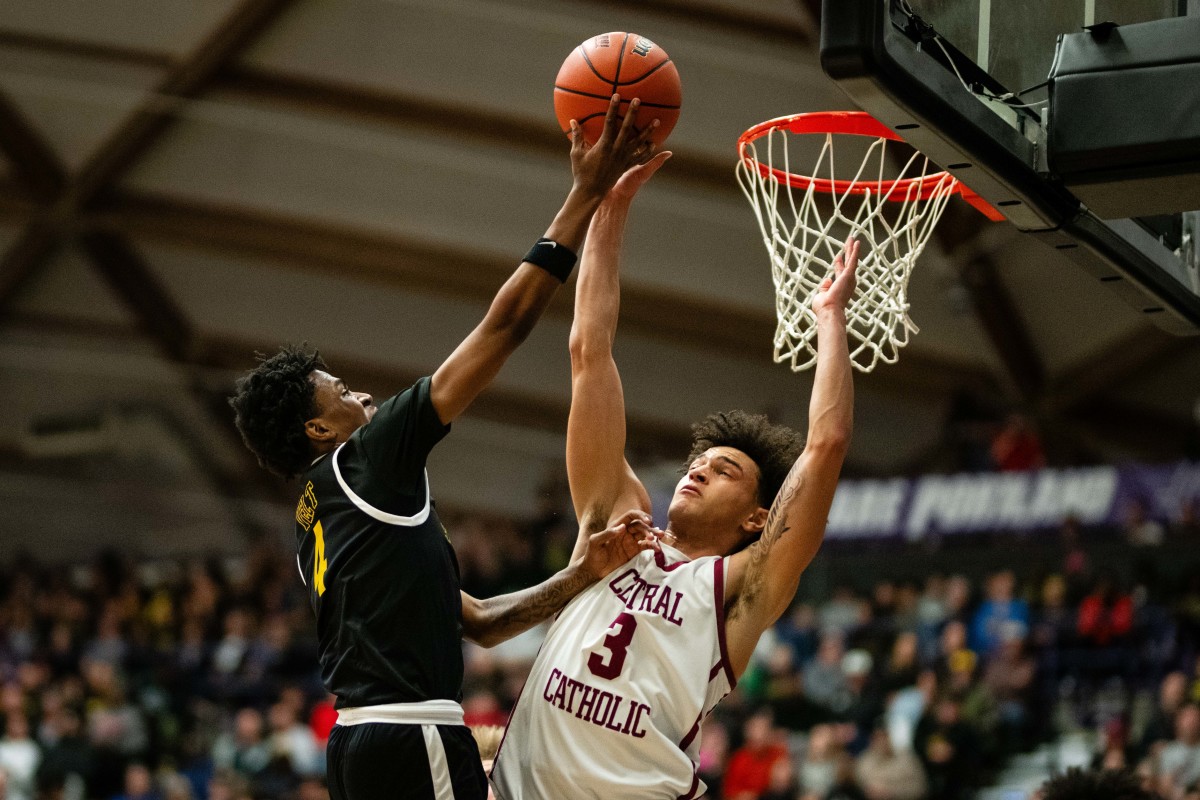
[820,0,1200,334]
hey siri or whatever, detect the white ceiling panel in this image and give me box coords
[0,0,240,57]
[122,99,780,308]
[1112,346,1200,418]
[140,239,948,471]
[248,0,840,158]
[0,46,163,169]
[995,234,1151,377]
[10,245,138,327]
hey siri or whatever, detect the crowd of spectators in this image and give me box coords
[1,486,1199,800]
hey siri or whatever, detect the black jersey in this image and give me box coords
[294,376,463,708]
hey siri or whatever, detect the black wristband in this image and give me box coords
[523,237,578,282]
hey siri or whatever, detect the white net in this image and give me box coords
[736,124,959,372]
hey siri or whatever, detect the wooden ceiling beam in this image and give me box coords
[0,90,67,203]
[0,95,69,314]
[0,0,298,325]
[599,0,811,45]
[76,230,195,361]
[958,254,1045,402]
[1043,326,1195,414]
[82,187,995,396]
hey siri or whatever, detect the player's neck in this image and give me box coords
[662,524,737,560]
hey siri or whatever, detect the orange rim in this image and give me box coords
[737,111,961,201]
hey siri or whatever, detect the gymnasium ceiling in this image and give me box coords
[1,0,1198,555]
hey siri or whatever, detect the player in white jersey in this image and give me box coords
[491,155,859,799]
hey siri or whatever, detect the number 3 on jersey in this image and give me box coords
[312,521,329,596]
[588,612,637,679]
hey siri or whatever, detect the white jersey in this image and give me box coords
[491,543,735,800]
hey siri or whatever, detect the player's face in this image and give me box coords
[308,370,375,443]
[668,446,763,534]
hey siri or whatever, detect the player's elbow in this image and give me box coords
[568,330,614,370]
[806,427,851,459]
[468,629,505,649]
[460,595,499,647]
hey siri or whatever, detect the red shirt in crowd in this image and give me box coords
[1077,593,1133,646]
[722,743,789,799]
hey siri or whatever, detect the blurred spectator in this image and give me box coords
[1125,499,1166,548]
[970,571,1031,658]
[879,632,921,696]
[855,725,928,800]
[35,706,93,799]
[824,754,870,800]
[886,670,938,752]
[723,710,787,800]
[932,621,973,681]
[211,708,271,778]
[841,650,885,748]
[914,695,982,800]
[1058,517,1090,585]
[799,723,845,799]
[0,713,40,800]
[265,701,320,777]
[470,725,503,800]
[805,633,849,713]
[758,757,796,800]
[1078,573,1134,648]
[822,586,867,635]
[893,582,921,634]
[307,694,336,748]
[1159,703,1200,791]
[160,772,195,800]
[1139,671,1188,754]
[1032,574,1076,651]
[776,603,820,665]
[990,414,1045,472]
[112,763,159,800]
[942,576,973,627]
[1039,767,1161,800]
[697,719,730,798]
[983,623,1036,753]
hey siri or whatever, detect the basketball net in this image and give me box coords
[736,114,960,373]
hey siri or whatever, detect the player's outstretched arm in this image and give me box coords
[430,95,658,426]
[565,151,671,561]
[723,237,859,677]
[460,510,656,647]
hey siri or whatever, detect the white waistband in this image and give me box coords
[336,699,465,727]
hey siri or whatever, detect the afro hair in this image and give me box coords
[1040,768,1161,800]
[228,345,326,479]
[687,410,804,509]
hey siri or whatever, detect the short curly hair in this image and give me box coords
[228,345,326,479]
[1041,768,1161,800]
[687,410,804,508]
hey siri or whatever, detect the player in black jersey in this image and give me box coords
[229,97,661,800]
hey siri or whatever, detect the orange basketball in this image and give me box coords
[554,32,682,147]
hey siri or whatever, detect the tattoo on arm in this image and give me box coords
[731,460,802,619]
[476,567,592,645]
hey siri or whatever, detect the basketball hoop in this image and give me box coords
[736,111,995,373]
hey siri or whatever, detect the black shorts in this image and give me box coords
[327,722,488,800]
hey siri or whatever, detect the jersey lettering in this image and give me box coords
[313,520,329,596]
[296,481,318,530]
[588,611,637,680]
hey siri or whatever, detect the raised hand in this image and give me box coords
[608,150,673,203]
[812,236,860,316]
[577,508,659,581]
[570,94,661,200]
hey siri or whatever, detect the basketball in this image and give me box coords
[554,32,682,147]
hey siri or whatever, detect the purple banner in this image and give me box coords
[824,461,1200,541]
